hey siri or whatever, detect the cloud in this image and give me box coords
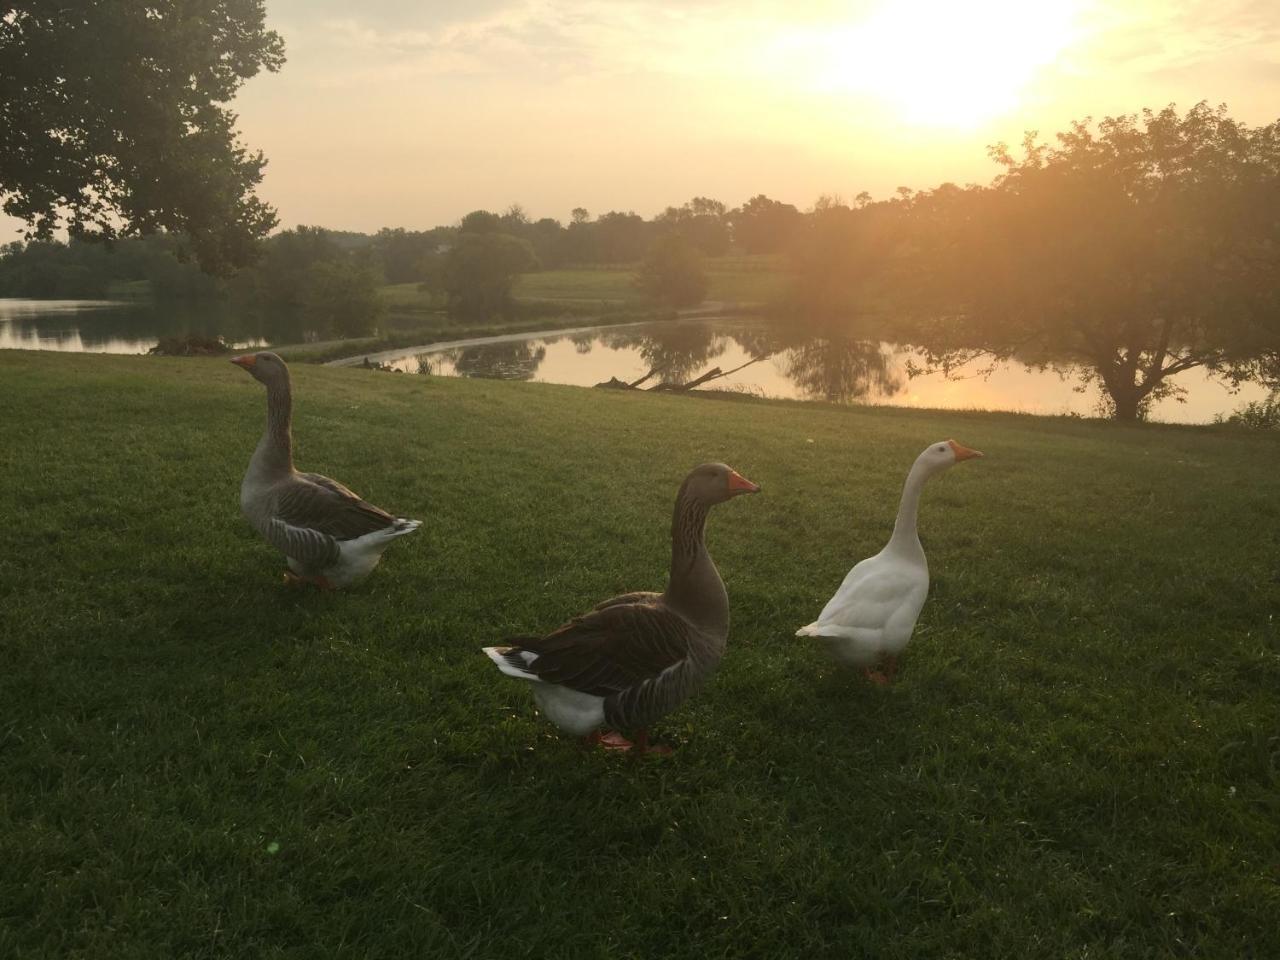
[1082,0,1280,75]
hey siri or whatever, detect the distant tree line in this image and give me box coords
[0,192,804,321]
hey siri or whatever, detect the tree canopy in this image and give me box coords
[426,229,538,319]
[898,103,1280,419]
[0,1,285,275]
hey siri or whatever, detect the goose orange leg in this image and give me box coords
[584,730,634,751]
[862,655,900,686]
[882,654,900,682]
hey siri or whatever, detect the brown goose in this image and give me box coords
[231,351,421,589]
[484,462,759,754]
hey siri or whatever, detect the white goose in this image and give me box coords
[796,439,983,683]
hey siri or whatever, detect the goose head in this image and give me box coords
[681,462,761,507]
[916,439,983,478]
[230,351,290,389]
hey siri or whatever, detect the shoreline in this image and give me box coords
[323,303,749,368]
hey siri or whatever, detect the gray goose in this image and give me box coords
[484,462,759,754]
[231,351,421,589]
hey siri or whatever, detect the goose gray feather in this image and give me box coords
[232,351,421,588]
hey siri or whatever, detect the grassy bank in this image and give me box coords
[377,255,788,314]
[274,306,674,365]
[1,351,1277,959]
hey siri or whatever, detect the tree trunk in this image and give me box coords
[1110,388,1142,421]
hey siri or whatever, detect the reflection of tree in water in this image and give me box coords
[568,332,596,354]
[783,337,902,402]
[600,322,726,384]
[736,320,902,403]
[445,341,548,381]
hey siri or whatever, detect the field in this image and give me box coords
[377,255,788,314]
[2,351,1277,958]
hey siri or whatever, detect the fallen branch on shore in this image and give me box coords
[595,353,773,393]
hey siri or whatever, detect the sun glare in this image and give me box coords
[801,0,1083,128]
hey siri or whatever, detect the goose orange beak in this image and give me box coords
[230,354,256,369]
[948,439,983,461]
[727,470,761,495]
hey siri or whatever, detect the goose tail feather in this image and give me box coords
[483,644,542,682]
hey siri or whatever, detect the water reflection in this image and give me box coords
[599,323,727,386]
[0,298,268,353]
[447,341,548,380]
[782,337,903,403]
[380,317,1266,423]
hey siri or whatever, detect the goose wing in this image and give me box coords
[514,598,695,698]
[817,562,924,630]
[277,472,397,541]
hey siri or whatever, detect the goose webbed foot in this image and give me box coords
[282,571,336,591]
[584,730,634,752]
[632,729,673,756]
[863,654,900,686]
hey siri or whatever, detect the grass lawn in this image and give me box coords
[378,256,788,313]
[2,351,1277,958]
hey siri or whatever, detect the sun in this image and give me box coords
[802,0,1083,128]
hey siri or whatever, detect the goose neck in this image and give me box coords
[887,460,929,557]
[258,381,294,473]
[665,493,728,634]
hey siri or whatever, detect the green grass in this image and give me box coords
[513,265,639,303]
[509,255,789,307]
[2,351,1277,959]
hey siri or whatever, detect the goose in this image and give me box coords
[484,463,760,754]
[796,439,983,683]
[231,351,421,589]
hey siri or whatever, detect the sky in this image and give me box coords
[14,0,1280,236]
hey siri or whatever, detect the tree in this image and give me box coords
[431,232,537,318]
[459,210,503,234]
[300,260,383,337]
[634,235,708,307]
[370,228,442,284]
[0,1,285,275]
[592,211,651,262]
[655,198,730,256]
[784,195,906,318]
[731,195,802,254]
[237,226,341,309]
[907,104,1280,420]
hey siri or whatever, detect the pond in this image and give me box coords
[355,318,1264,424]
[0,298,273,353]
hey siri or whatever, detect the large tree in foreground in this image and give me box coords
[908,103,1280,420]
[0,1,284,275]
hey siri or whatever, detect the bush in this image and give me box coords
[1216,392,1280,429]
[428,232,537,319]
[148,334,231,356]
[633,235,708,307]
[300,261,384,337]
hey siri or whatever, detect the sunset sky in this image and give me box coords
[16,0,1280,237]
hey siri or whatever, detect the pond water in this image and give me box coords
[5,300,1262,423]
[0,298,271,353]
[366,318,1264,424]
